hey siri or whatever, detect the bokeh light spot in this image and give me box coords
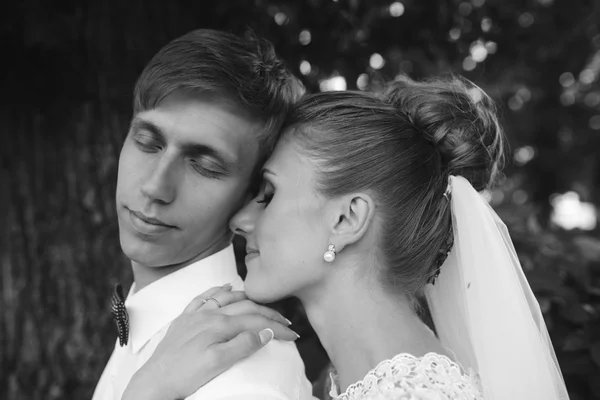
[459,2,473,16]
[274,12,288,26]
[357,73,369,90]
[559,72,575,87]
[512,189,528,205]
[319,76,347,92]
[370,53,385,69]
[356,29,368,42]
[518,12,535,28]
[449,28,461,41]
[485,41,498,54]
[481,18,492,32]
[508,95,524,111]
[463,56,476,71]
[551,192,597,230]
[389,2,405,17]
[579,69,596,85]
[514,146,536,165]
[299,61,311,75]
[470,42,488,62]
[517,87,532,102]
[299,30,312,45]
[584,92,600,107]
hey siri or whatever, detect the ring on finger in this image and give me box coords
[206,297,222,308]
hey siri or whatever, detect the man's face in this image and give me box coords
[116,92,260,267]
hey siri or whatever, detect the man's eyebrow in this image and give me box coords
[130,118,165,139]
[130,117,239,170]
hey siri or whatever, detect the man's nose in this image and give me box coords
[140,157,177,205]
[229,201,258,237]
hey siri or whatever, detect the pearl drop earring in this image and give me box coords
[323,244,336,262]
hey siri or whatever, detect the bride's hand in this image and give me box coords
[121,285,298,400]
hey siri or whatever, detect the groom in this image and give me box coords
[92,29,312,400]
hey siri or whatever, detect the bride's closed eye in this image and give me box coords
[256,192,274,205]
[256,179,275,206]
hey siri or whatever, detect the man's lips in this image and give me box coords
[129,209,175,227]
[126,208,177,236]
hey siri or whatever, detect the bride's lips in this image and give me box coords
[127,208,177,236]
[245,247,260,263]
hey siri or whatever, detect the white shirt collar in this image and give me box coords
[125,244,241,353]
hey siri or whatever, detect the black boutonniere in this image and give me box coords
[111,283,129,347]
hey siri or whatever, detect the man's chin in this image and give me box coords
[119,236,173,268]
[123,251,166,268]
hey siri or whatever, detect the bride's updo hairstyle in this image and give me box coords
[285,76,505,303]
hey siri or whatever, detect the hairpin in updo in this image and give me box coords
[443,177,452,201]
[429,177,454,284]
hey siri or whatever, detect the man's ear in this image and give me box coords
[325,192,376,252]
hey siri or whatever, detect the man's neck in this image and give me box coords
[130,238,231,293]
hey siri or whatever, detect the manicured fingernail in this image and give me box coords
[293,331,300,339]
[258,328,274,346]
[283,317,292,326]
[222,283,232,290]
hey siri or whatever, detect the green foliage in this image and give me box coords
[0,0,599,399]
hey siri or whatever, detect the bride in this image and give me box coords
[123,76,569,399]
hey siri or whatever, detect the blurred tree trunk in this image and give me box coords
[0,2,308,397]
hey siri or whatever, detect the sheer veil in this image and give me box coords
[425,176,569,399]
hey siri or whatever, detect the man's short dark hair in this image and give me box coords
[133,29,304,158]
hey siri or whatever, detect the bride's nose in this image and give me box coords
[229,202,257,237]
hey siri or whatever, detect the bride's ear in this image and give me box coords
[325,192,376,252]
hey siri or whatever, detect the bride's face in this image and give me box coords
[230,133,330,303]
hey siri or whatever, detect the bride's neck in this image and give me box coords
[299,267,444,392]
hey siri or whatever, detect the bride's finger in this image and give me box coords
[200,290,247,311]
[183,285,233,313]
[224,314,299,342]
[221,300,292,326]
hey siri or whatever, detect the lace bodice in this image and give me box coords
[329,352,483,400]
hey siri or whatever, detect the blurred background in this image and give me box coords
[1,0,599,399]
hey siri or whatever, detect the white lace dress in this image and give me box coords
[329,352,483,400]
